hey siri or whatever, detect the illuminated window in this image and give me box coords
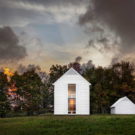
[68,84,76,98]
[68,84,76,114]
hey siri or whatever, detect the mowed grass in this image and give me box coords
[0,115,135,135]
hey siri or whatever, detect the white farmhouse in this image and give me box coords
[53,68,91,115]
[110,96,135,114]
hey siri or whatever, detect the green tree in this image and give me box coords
[49,65,68,83]
[68,62,82,73]
[83,61,135,114]
[112,61,135,102]
[40,83,53,113]
[0,72,10,117]
[83,66,109,113]
[11,70,43,115]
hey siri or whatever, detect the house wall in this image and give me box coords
[76,83,89,115]
[114,100,135,114]
[54,74,90,115]
[54,83,68,114]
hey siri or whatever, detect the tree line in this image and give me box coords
[0,61,135,117]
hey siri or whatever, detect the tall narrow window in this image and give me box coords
[68,84,76,98]
[68,84,76,114]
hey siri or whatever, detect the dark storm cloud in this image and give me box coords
[18,0,88,6]
[0,3,47,26]
[79,0,135,53]
[86,36,115,54]
[0,27,27,62]
[0,0,89,26]
[87,37,109,48]
[0,0,88,9]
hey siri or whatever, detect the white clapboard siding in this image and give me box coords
[53,68,91,115]
[110,97,135,114]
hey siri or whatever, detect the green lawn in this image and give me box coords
[0,115,135,135]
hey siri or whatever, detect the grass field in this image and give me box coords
[0,115,135,135]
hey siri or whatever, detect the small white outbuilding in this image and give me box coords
[53,68,91,115]
[110,96,135,114]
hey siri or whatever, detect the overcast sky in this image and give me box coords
[0,0,135,71]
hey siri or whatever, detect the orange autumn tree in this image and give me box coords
[4,68,17,95]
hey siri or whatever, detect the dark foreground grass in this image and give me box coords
[0,115,135,135]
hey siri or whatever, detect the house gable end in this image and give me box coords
[53,68,91,85]
[111,96,135,108]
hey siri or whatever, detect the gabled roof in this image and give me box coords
[110,96,134,108]
[53,68,91,85]
[64,68,78,75]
